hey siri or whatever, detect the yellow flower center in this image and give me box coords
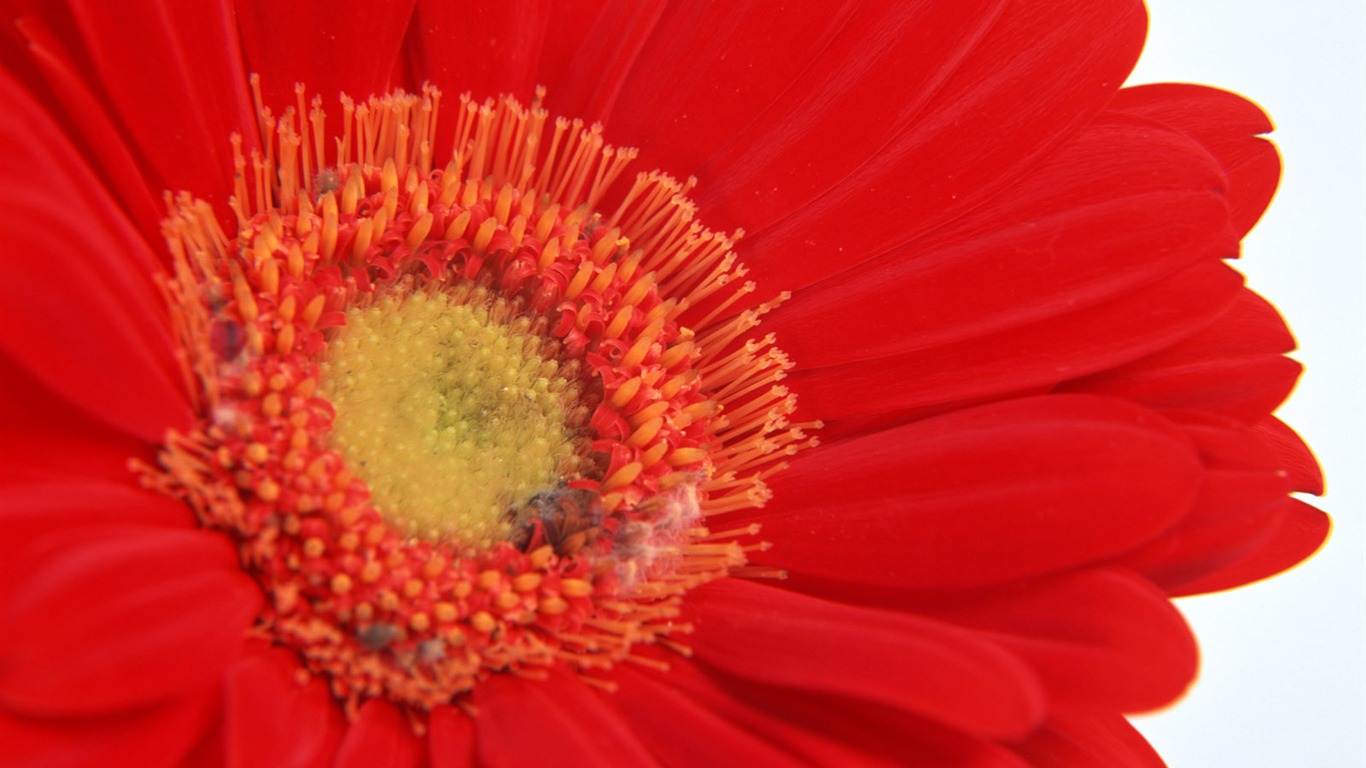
[322,290,582,545]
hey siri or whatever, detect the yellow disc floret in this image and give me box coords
[321,290,578,545]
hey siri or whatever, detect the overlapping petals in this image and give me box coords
[0,1,1326,766]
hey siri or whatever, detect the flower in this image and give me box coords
[0,1,1330,766]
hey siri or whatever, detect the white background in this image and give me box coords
[1127,1,1366,766]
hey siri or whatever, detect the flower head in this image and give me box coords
[0,2,1328,766]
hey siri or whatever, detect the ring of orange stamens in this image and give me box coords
[142,81,817,718]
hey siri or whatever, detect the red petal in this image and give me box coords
[333,699,425,768]
[599,0,869,167]
[0,354,163,486]
[1169,498,1330,596]
[0,71,192,443]
[605,665,799,767]
[62,0,257,210]
[408,0,552,104]
[1060,289,1300,424]
[236,0,415,114]
[412,0,665,125]
[765,111,1236,366]
[1252,416,1324,495]
[686,579,1045,739]
[628,652,1030,767]
[930,569,1198,713]
[0,480,194,608]
[473,669,659,767]
[1113,83,1280,238]
[0,690,219,768]
[791,260,1245,432]
[735,0,1148,282]
[224,650,345,768]
[0,526,261,716]
[543,0,666,122]
[4,11,163,240]
[1012,711,1166,768]
[1113,412,1293,590]
[750,396,1201,589]
[427,705,475,768]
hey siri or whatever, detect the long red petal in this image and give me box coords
[0,526,260,717]
[63,0,257,210]
[1251,416,1324,495]
[0,355,163,486]
[223,649,346,768]
[0,690,219,768]
[929,569,1198,713]
[686,579,1045,739]
[427,705,475,768]
[1168,498,1330,597]
[605,665,803,767]
[1012,711,1166,768]
[1060,289,1300,425]
[0,70,192,443]
[3,10,163,240]
[765,112,1235,362]
[1112,83,1280,238]
[737,0,1148,276]
[333,698,425,768]
[791,261,1245,433]
[473,669,660,767]
[638,652,1032,767]
[750,396,1201,589]
[236,0,416,113]
[1113,411,1293,590]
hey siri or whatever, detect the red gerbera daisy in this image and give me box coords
[0,2,1330,767]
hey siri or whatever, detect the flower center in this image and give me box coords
[321,290,582,546]
[142,80,818,719]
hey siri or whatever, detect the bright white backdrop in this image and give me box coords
[1126,1,1366,766]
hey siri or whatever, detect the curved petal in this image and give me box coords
[427,705,475,768]
[1113,411,1294,590]
[928,569,1198,713]
[790,260,1245,432]
[686,579,1045,739]
[735,0,1149,281]
[605,665,800,768]
[474,669,660,768]
[1112,83,1280,238]
[749,396,1202,589]
[236,0,416,112]
[608,0,1003,191]
[765,111,1236,364]
[1060,289,1300,424]
[0,526,261,717]
[0,70,192,444]
[333,698,425,768]
[0,689,219,768]
[224,649,346,768]
[64,0,257,208]
[3,10,163,239]
[0,481,194,607]
[645,652,1032,767]
[1011,711,1165,768]
[540,0,665,122]
[1169,498,1330,597]
[0,354,164,486]
[1252,416,1324,495]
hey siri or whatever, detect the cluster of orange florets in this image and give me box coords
[144,83,813,719]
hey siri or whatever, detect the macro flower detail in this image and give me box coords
[0,2,1331,767]
[143,83,808,713]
